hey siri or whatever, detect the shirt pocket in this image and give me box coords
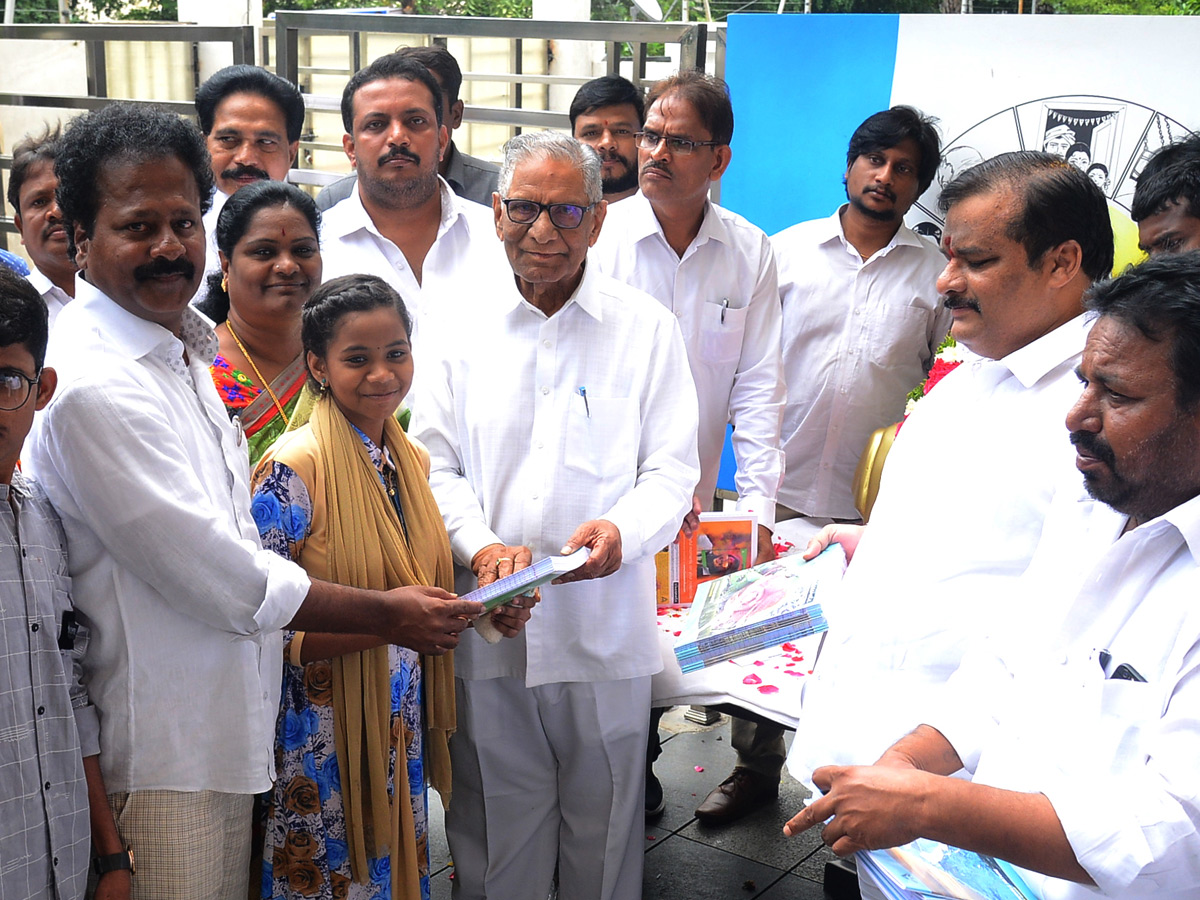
[564,393,638,480]
[698,298,749,366]
[866,304,933,369]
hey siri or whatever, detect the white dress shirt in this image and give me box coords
[25,266,72,335]
[413,262,700,688]
[789,314,1092,778]
[591,192,784,527]
[202,188,229,280]
[773,208,950,519]
[923,486,1200,900]
[27,279,311,795]
[319,175,508,329]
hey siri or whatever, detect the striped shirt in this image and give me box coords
[0,471,97,900]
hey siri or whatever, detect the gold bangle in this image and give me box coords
[288,632,306,667]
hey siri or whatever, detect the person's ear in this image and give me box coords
[449,99,465,131]
[306,350,327,386]
[709,144,732,182]
[1044,239,1084,288]
[35,366,57,411]
[343,133,358,169]
[287,139,300,169]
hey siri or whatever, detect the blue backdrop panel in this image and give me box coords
[723,14,901,239]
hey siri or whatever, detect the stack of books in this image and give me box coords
[858,838,1036,900]
[672,545,844,673]
[656,512,758,607]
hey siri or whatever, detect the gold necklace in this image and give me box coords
[225,320,290,426]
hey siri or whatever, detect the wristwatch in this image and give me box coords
[93,847,136,876]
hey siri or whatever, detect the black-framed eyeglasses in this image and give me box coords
[635,130,723,155]
[501,198,595,230]
[0,369,40,411]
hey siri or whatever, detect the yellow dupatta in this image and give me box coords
[309,395,457,898]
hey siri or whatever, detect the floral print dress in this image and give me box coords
[252,430,430,900]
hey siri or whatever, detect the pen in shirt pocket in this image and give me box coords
[577,386,590,418]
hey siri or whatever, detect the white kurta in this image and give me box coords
[28,280,310,795]
[790,314,1092,779]
[591,192,784,527]
[413,261,700,687]
[319,175,509,330]
[773,207,950,520]
[922,486,1200,900]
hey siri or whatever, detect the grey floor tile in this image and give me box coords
[753,870,830,899]
[790,844,840,884]
[643,832,789,900]
[652,729,739,830]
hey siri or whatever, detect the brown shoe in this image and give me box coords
[694,767,779,825]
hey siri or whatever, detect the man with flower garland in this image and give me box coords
[787,251,1200,900]
[790,151,1114,786]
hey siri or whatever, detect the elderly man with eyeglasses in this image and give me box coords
[412,130,700,900]
[591,70,786,822]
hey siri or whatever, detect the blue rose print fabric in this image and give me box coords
[252,455,430,900]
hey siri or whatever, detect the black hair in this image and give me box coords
[54,103,214,264]
[7,123,62,215]
[846,105,942,195]
[196,181,321,324]
[1066,142,1091,162]
[396,45,463,106]
[1085,250,1200,410]
[938,150,1114,282]
[302,274,413,387]
[569,75,645,130]
[340,54,444,136]
[646,70,733,146]
[195,64,306,144]
[1131,133,1200,224]
[0,266,49,370]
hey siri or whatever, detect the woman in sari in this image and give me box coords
[249,275,529,900]
[199,180,320,464]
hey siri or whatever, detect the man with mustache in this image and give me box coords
[194,65,305,280]
[683,106,952,827]
[570,74,644,203]
[315,44,501,211]
[590,70,785,822]
[790,151,1114,794]
[320,52,505,328]
[27,102,497,899]
[786,252,1200,900]
[8,125,76,332]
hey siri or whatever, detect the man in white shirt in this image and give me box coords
[591,70,785,823]
[319,52,505,327]
[790,151,1115,786]
[316,44,501,211]
[413,131,699,900]
[786,251,1200,900]
[774,105,949,533]
[30,102,491,899]
[194,65,305,280]
[7,125,75,332]
[1131,133,1200,258]
[570,74,644,203]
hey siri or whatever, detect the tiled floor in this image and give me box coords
[427,708,840,899]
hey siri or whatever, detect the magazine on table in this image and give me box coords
[672,545,844,672]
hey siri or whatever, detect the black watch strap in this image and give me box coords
[93,849,134,875]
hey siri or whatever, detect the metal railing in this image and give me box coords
[0,23,255,116]
[271,11,710,135]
